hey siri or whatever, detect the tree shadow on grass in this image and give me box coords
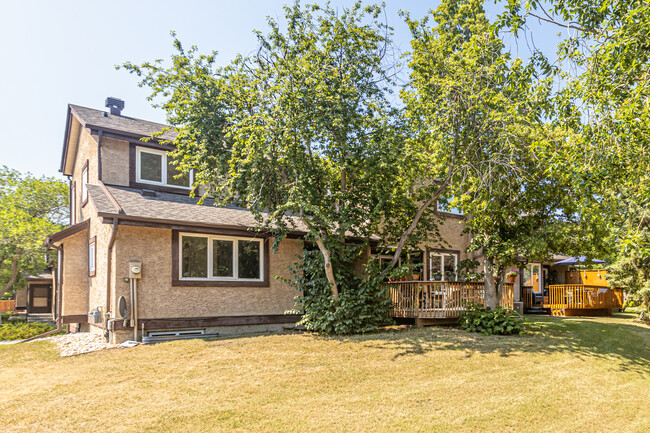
[318,314,650,374]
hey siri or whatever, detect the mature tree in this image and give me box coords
[499,0,650,309]
[0,167,68,319]
[122,1,409,332]
[384,0,574,308]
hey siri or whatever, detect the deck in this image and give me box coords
[544,284,624,316]
[386,281,514,325]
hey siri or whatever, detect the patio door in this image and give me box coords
[429,252,457,281]
[29,284,51,314]
[529,264,542,293]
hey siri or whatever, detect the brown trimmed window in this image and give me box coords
[81,162,89,205]
[136,147,192,189]
[88,236,96,277]
[429,252,458,281]
[179,233,263,282]
[70,182,76,225]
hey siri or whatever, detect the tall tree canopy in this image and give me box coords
[0,167,68,301]
[393,0,577,307]
[123,1,408,332]
[499,0,650,310]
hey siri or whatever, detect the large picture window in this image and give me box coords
[136,147,192,189]
[180,233,263,281]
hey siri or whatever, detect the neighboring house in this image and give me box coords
[13,270,55,317]
[44,98,473,343]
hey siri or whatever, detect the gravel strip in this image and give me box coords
[46,333,116,357]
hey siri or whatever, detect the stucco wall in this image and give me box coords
[73,127,99,222]
[112,226,302,319]
[61,231,89,316]
[87,211,114,313]
[101,137,130,186]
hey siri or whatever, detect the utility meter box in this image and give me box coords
[129,261,142,279]
[90,309,102,324]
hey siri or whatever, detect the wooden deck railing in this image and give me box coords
[522,286,539,309]
[386,281,514,319]
[546,285,624,310]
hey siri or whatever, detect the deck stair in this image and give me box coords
[27,313,55,324]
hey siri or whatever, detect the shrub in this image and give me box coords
[0,321,59,341]
[459,303,523,335]
[286,247,393,334]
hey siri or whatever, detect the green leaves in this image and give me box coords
[0,167,68,298]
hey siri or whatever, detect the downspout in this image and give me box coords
[104,218,119,334]
[22,245,63,342]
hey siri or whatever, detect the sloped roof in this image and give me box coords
[86,184,309,233]
[69,104,177,141]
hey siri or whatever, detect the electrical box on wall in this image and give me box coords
[129,261,142,279]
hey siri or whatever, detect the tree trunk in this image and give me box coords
[315,233,339,300]
[0,255,19,300]
[483,257,498,310]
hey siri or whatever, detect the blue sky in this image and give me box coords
[0,0,560,178]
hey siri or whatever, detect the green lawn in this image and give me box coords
[1,313,649,432]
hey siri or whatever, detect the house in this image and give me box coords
[45,98,476,343]
[13,270,54,318]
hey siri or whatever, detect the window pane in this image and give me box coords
[182,236,207,278]
[213,240,234,277]
[443,254,456,280]
[430,255,442,280]
[89,243,95,271]
[167,160,190,187]
[238,240,261,279]
[140,151,162,182]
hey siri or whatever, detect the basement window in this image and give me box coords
[179,233,263,281]
[136,147,192,189]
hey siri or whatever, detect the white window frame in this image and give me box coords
[136,147,193,190]
[88,238,96,276]
[429,252,458,281]
[70,182,76,225]
[81,165,88,203]
[179,233,264,281]
[436,199,464,216]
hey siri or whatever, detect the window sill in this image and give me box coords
[171,279,269,288]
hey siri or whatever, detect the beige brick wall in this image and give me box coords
[61,231,89,316]
[101,137,130,186]
[112,226,302,319]
[87,212,114,313]
[73,127,99,222]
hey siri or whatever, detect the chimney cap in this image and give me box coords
[105,97,125,115]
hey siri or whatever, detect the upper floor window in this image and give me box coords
[437,196,463,216]
[70,182,76,225]
[179,233,263,281]
[81,163,89,204]
[136,147,192,189]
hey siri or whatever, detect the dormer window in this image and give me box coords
[136,147,192,189]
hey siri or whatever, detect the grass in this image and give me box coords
[1,313,649,432]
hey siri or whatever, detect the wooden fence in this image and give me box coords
[386,281,514,319]
[0,300,15,313]
[546,285,624,310]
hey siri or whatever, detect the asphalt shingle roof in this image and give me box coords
[87,184,308,232]
[70,104,177,141]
